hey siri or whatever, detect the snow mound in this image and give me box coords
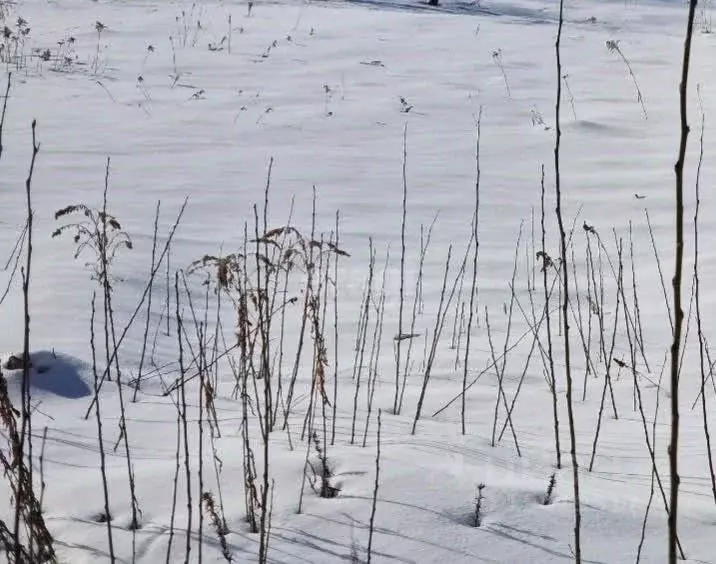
[1,350,92,400]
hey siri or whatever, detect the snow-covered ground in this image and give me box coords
[1,0,716,561]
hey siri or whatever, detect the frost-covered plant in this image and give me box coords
[0,1,10,21]
[562,73,577,120]
[52,166,142,547]
[530,106,548,129]
[491,48,511,98]
[606,39,647,119]
[50,35,78,72]
[699,0,713,33]
[175,4,204,48]
[93,20,105,75]
[0,16,31,71]
[31,34,78,74]
[52,202,132,285]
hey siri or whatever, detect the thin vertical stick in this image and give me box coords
[271,263,290,429]
[462,108,482,436]
[632,355,684,557]
[300,235,325,443]
[84,200,187,419]
[255,203,272,564]
[166,245,171,336]
[584,235,595,401]
[102,161,141,553]
[351,240,375,444]
[16,119,39,561]
[166,391,181,564]
[629,222,649,372]
[412,244,461,434]
[134,201,161,401]
[570,241,589,402]
[331,211,340,445]
[269,199,296,428]
[490,224,523,452]
[0,72,10,161]
[645,209,673,332]
[498,288,540,442]
[454,301,466,369]
[91,293,115,562]
[531,205,536,292]
[176,273,192,564]
[394,124,408,414]
[363,250,388,447]
[554,2,580,559]
[669,3,698,562]
[367,409,382,564]
[282,191,315,429]
[264,480,276,561]
[449,256,468,352]
[588,239,623,472]
[197,325,205,564]
[297,407,313,515]
[693,106,716,503]
[636,368,663,563]
[319,239,332,470]
[540,164,561,469]
[485,307,521,456]
[39,426,48,512]
[399,216,438,415]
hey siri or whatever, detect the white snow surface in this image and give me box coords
[1,0,716,562]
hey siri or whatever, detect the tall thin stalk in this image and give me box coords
[351,240,375,444]
[91,293,115,563]
[554,2,580,560]
[413,245,454,434]
[394,124,408,414]
[412,243,468,434]
[669,2,698,562]
[398,216,437,415]
[100,160,140,549]
[134,201,161,401]
[16,119,39,562]
[539,165,561,470]
[254,202,272,564]
[636,367,663,564]
[363,251,388,447]
[0,72,10,161]
[462,108,482,435]
[588,239,623,472]
[367,409,382,564]
[84,199,187,419]
[331,210,340,445]
[176,273,192,564]
[166,392,181,564]
[693,107,716,503]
